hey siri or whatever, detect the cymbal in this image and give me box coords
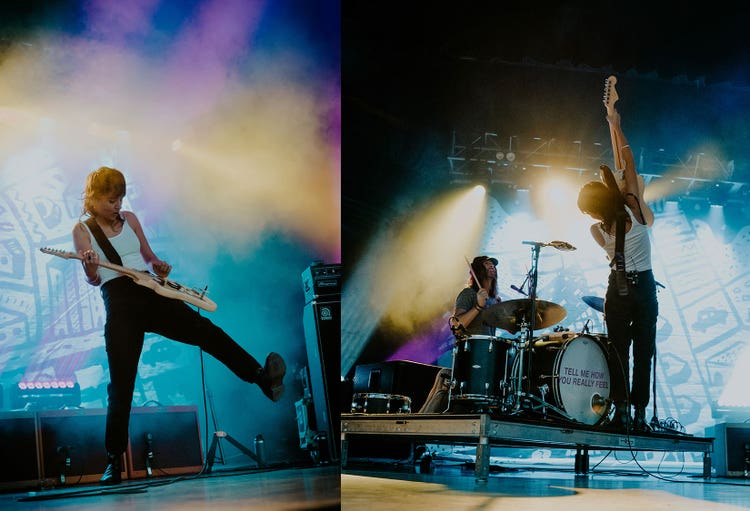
[481,299,567,334]
[582,295,604,313]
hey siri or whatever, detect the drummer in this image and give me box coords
[450,255,501,336]
[419,255,501,413]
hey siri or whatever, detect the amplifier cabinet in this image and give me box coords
[301,263,341,303]
[0,411,40,490]
[705,422,750,477]
[126,406,203,479]
[303,298,340,462]
[38,408,125,485]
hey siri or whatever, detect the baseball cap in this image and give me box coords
[472,255,498,266]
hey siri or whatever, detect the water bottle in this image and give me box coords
[254,434,266,464]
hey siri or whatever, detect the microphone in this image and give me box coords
[145,433,154,477]
[510,285,527,296]
[591,394,610,414]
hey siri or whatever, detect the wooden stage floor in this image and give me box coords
[342,464,750,511]
[0,464,340,510]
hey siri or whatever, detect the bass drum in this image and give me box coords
[515,333,611,425]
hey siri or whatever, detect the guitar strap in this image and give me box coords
[613,211,629,296]
[84,217,123,266]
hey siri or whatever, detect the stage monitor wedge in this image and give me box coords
[706,422,750,477]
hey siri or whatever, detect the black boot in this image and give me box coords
[633,406,652,433]
[256,352,286,402]
[100,453,122,485]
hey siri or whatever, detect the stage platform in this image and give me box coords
[341,413,714,480]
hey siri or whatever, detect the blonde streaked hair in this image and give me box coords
[81,166,126,217]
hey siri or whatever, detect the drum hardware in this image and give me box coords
[519,382,576,423]
[538,384,549,419]
[350,393,412,414]
[500,241,572,415]
[581,319,592,334]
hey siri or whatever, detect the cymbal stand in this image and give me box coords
[521,240,542,338]
[513,241,582,423]
[515,241,543,400]
[507,319,531,413]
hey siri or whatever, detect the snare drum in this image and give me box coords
[350,393,412,414]
[451,334,513,405]
[516,333,611,425]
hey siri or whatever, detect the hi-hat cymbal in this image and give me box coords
[481,299,567,334]
[582,295,604,313]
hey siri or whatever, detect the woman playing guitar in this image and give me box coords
[73,166,287,484]
[576,78,658,434]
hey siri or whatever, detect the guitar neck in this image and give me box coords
[608,115,623,172]
[60,251,142,279]
[603,76,623,172]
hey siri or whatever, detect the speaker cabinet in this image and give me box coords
[126,406,203,479]
[303,298,340,462]
[706,422,750,477]
[38,409,125,485]
[352,360,444,413]
[0,411,40,490]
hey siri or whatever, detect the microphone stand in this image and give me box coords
[505,241,543,413]
[512,241,579,423]
[522,241,542,397]
[650,282,665,431]
[650,346,659,430]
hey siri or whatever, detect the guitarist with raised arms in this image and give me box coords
[576,78,658,434]
[72,166,286,485]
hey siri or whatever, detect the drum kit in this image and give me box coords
[448,240,614,427]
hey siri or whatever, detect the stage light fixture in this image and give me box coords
[12,380,81,410]
[506,152,516,162]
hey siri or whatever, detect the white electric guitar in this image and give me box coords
[603,75,653,226]
[40,247,217,312]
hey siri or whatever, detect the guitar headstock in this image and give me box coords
[40,247,76,259]
[603,75,619,114]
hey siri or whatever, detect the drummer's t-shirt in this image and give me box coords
[455,287,498,336]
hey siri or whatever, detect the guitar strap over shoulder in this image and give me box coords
[614,211,628,296]
[84,217,123,266]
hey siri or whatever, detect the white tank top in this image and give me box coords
[597,205,652,272]
[83,217,148,285]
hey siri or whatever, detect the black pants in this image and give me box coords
[604,270,658,408]
[100,277,263,455]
